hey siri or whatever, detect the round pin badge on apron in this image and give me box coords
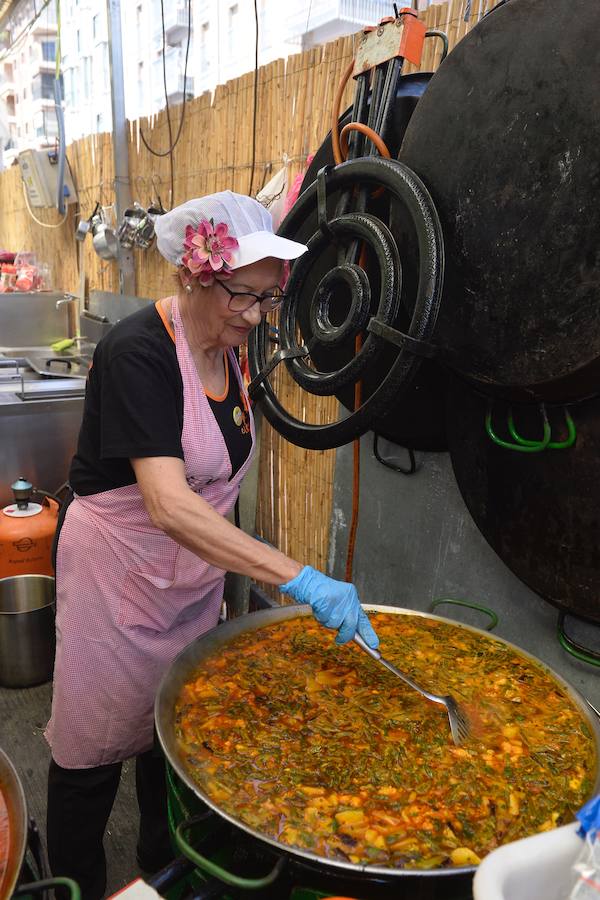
[45,297,255,768]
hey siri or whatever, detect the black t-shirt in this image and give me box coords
[206,359,252,480]
[69,303,251,496]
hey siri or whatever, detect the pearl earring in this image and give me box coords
[184,283,193,294]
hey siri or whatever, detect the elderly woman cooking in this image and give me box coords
[44,191,379,897]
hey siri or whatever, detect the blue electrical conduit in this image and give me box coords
[54,76,66,215]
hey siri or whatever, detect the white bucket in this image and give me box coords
[473,823,582,900]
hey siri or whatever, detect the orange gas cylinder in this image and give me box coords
[0,478,59,578]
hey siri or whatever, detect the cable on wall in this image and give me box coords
[21,180,68,227]
[248,0,259,196]
[138,0,192,208]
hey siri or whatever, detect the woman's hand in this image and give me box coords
[279,565,379,647]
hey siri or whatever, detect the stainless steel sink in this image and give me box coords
[0,345,94,384]
[0,350,89,399]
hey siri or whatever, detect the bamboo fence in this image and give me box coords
[0,0,497,578]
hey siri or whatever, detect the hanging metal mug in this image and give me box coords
[135,201,167,250]
[118,202,146,249]
[91,207,119,261]
[75,202,100,242]
[134,210,157,250]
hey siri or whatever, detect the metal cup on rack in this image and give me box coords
[91,207,119,260]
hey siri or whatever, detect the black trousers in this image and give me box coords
[47,748,172,900]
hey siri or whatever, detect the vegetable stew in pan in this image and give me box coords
[175,613,596,869]
[0,786,9,894]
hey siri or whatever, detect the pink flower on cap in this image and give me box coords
[181,218,239,286]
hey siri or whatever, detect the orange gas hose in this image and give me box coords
[339,122,392,161]
[344,334,363,584]
[332,62,391,581]
[332,60,355,165]
[345,246,367,583]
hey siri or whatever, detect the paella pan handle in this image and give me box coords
[12,878,81,899]
[175,817,286,889]
[508,407,577,450]
[428,598,498,631]
[485,402,552,452]
[557,611,600,667]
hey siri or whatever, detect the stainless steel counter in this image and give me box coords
[0,293,88,504]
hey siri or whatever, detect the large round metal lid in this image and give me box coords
[447,380,600,624]
[399,0,600,401]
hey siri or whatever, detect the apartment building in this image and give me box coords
[60,0,112,142]
[0,0,425,166]
[0,0,60,167]
[121,0,195,124]
[191,0,395,97]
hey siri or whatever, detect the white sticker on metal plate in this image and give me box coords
[108,879,162,899]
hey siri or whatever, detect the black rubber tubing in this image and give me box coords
[248,156,445,450]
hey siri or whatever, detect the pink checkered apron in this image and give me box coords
[45,298,255,768]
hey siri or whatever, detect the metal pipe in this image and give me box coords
[54,78,66,215]
[106,0,135,296]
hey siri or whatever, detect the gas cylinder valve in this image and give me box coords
[11,476,33,510]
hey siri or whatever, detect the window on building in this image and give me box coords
[29,44,35,59]
[4,63,13,80]
[34,110,59,139]
[32,72,63,101]
[22,86,26,99]
[92,45,109,91]
[76,29,80,53]
[200,21,210,71]
[227,4,238,56]
[137,60,144,110]
[96,112,103,132]
[6,95,15,116]
[42,41,56,61]
[93,14,98,39]
[82,56,91,98]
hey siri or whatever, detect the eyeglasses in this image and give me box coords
[218,281,287,313]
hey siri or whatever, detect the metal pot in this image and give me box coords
[0,575,55,687]
[155,605,600,898]
[118,203,146,250]
[74,218,91,242]
[133,214,156,250]
[75,203,100,243]
[117,202,160,251]
[0,746,27,898]
[92,224,119,260]
[91,208,119,261]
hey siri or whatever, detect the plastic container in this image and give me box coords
[13,251,36,267]
[473,823,581,900]
[0,263,17,293]
[0,574,56,687]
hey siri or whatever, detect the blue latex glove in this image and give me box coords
[576,794,600,839]
[279,565,379,648]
